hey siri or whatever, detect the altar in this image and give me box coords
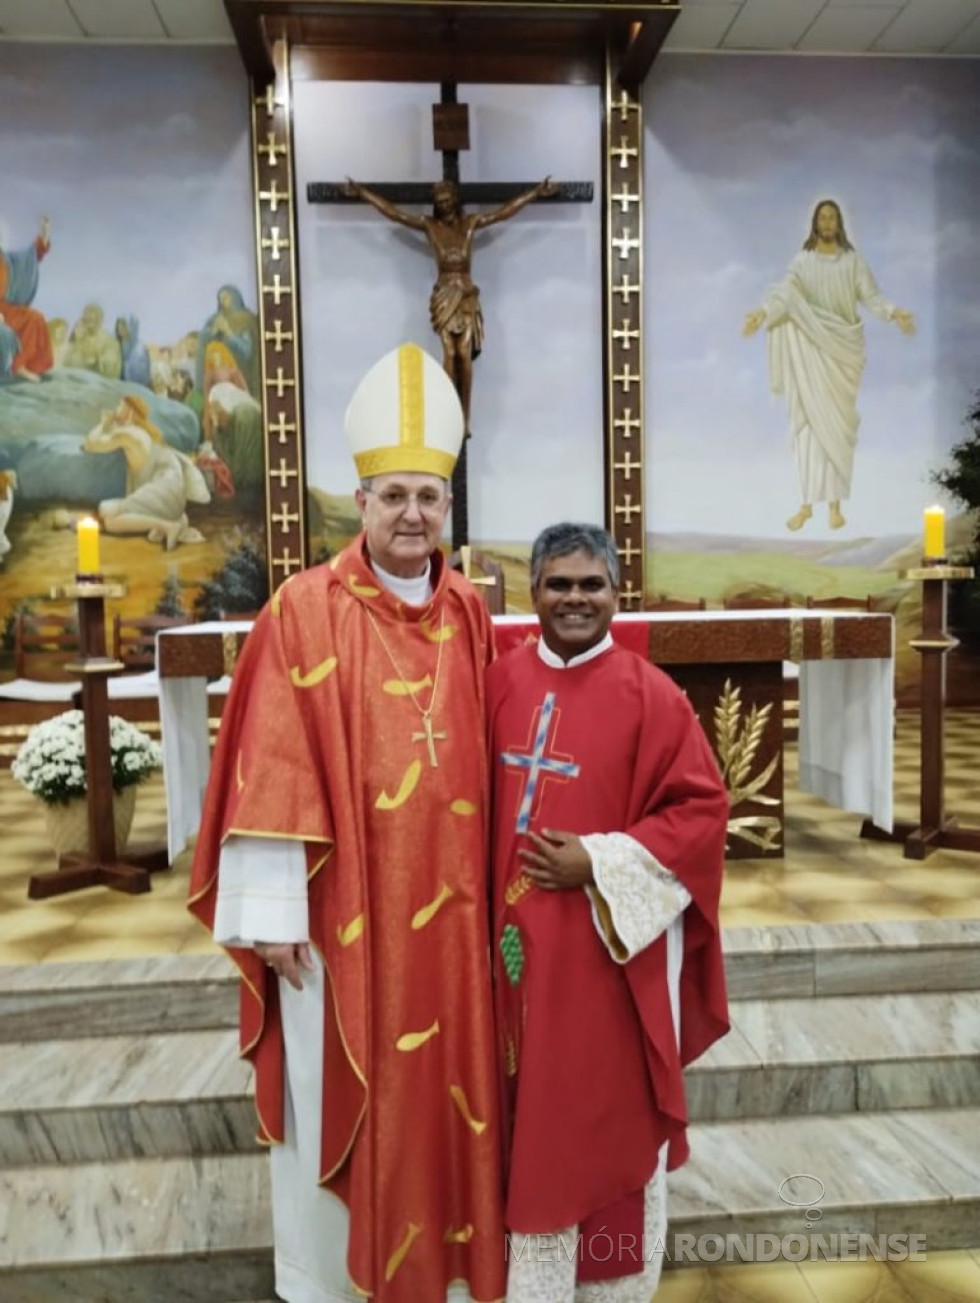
[157,608,893,863]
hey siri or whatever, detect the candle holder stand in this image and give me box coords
[861,559,980,860]
[27,578,171,899]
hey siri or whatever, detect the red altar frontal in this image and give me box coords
[158,609,894,863]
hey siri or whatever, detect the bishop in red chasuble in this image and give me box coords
[488,524,729,1302]
[189,345,505,1303]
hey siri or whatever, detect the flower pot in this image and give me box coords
[41,785,138,860]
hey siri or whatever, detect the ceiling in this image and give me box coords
[0,0,978,56]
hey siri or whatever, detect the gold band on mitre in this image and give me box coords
[354,446,457,478]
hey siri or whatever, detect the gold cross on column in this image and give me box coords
[259,180,291,213]
[266,367,295,399]
[261,226,290,260]
[265,319,294,352]
[262,274,292,305]
[613,363,638,393]
[257,132,283,166]
[611,137,638,167]
[412,716,447,767]
[268,413,297,443]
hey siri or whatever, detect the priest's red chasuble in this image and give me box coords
[190,536,505,1301]
[488,643,729,1277]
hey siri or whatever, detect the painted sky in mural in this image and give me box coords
[644,55,980,542]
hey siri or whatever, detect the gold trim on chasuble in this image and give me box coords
[252,40,306,588]
[604,65,645,608]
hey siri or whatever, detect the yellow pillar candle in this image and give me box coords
[77,516,101,575]
[923,505,945,560]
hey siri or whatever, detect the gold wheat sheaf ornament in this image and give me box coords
[714,679,782,852]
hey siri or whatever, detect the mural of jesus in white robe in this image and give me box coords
[743,199,915,532]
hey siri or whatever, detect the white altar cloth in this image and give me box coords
[159,610,894,862]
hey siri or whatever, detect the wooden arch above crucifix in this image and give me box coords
[229,0,681,608]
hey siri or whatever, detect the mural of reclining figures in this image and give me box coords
[84,394,210,550]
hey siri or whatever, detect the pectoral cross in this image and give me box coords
[413,715,447,768]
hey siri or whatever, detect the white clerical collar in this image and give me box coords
[536,631,614,670]
[371,559,433,606]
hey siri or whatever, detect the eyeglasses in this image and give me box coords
[364,488,448,514]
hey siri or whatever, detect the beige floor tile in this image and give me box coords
[919,897,980,919]
[795,900,948,925]
[38,934,186,962]
[704,1260,818,1301]
[801,1256,915,1302]
[654,1266,716,1300]
[886,1249,980,1301]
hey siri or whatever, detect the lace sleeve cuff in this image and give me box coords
[582,831,692,964]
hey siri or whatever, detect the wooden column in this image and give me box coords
[253,39,307,591]
[603,55,645,610]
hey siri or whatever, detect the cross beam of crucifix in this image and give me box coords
[307,83,592,550]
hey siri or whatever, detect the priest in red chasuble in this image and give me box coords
[189,343,505,1303]
[489,523,730,1302]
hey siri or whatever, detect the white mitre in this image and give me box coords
[344,342,464,480]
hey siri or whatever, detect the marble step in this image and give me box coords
[668,1106,980,1256]
[4,987,979,1170]
[0,1029,256,1167]
[0,1151,275,1303]
[722,918,980,1000]
[2,1110,977,1300]
[0,953,238,1043]
[1,920,978,1045]
[686,988,980,1121]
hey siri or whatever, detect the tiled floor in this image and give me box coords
[1,709,978,1301]
[6,707,977,964]
[655,1248,980,1300]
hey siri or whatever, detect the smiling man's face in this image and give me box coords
[532,549,618,662]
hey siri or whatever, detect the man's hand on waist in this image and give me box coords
[518,830,593,890]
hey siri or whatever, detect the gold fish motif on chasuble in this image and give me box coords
[385,1222,423,1281]
[395,1019,441,1051]
[444,1224,475,1244]
[449,1085,488,1135]
[411,883,454,930]
[420,617,458,643]
[450,799,478,816]
[383,675,433,695]
[375,758,422,810]
[288,655,338,688]
[271,573,297,617]
[348,573,381,597]
[336,913,365,947]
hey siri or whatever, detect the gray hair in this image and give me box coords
[530,522,620,590]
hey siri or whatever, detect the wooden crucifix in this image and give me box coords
[308,83,592,548]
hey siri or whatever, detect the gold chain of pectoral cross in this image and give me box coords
[364,606,448,767]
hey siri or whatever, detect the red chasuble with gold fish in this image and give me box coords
[190,535,505,1301]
